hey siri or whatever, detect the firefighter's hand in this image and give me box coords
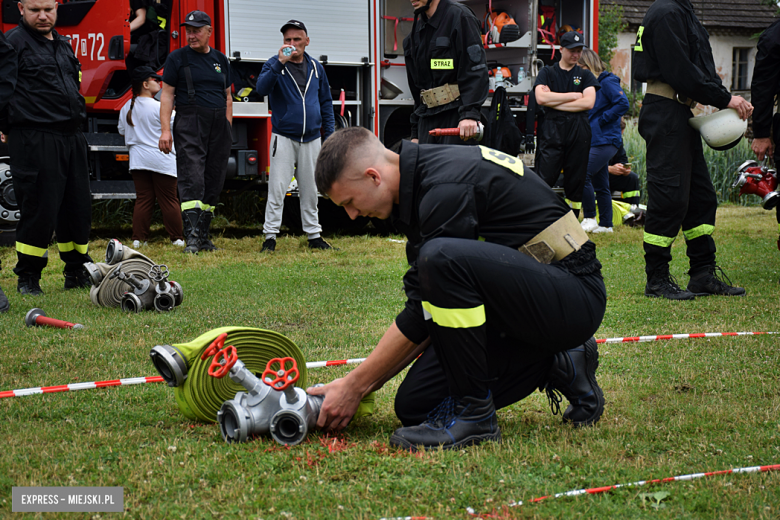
[609,163,631,176]
[727,95,753,120]
[159,130,173,154]
[752,137,774,161]
[278,45,295,64]
[459,119,480,140]
[307,378,361,431]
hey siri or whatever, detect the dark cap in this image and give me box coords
[131,66,163,84]
[181,10,212,27]
[559,31,585,49]
[280,20,307,34]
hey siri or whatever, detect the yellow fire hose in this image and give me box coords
[150,327,374,423]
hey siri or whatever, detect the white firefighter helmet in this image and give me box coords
[688,108,747,151]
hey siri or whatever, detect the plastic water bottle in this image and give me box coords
[518,67,525,83]
[495,68,503,89]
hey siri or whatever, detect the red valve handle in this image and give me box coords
[208,345,237,378]
[262,357,299,391]
[201,333,228,361]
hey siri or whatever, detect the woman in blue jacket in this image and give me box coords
[579,49,629,233]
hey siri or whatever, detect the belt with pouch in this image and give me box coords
[420,84,460,108]
[645,79,698,109]
[518,211,590,264]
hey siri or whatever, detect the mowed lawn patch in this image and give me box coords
[0,204,778,519]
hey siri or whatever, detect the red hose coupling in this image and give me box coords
[24,308,84,330]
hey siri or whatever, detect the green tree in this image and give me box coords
[598,2,626,67]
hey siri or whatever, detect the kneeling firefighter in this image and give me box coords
[310,127,607,452]
[633,0,753,299]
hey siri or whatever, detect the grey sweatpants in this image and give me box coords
[263,133,322,238]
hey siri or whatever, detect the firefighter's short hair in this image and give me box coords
[315,127,376,193]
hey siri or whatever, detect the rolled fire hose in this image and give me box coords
[149,327,374,423]
[85,239,183,312]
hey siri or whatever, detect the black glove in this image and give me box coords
[524,134,535,154]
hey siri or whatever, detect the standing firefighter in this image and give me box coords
[0,29,16,312]
[404,0,488,144]
[309,127,607,451]
[750,18,780,258]
[533,31,599,216]
[633,0,753,300]
[159,10,233,254]
[5,0,93,296]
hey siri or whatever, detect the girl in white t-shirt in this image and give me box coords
[118,66,184,247]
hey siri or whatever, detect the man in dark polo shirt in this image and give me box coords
[159,10,232,254]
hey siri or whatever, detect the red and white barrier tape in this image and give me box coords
[0,358,368,399]
[0,376,165,399]
[595,331,777,344]
[465,463,780,515]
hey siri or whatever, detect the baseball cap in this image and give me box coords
[280,20,307,34]
[181,10,212,27]
[559,31,585,49]
[131,66,163,83]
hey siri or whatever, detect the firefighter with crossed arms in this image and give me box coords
[3,0,94,298]
[307,127,606,451]
[403,0,488,145]
[633,0,753,300]
[750,17,780,260]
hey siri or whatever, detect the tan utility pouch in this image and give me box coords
[420,84,461,107]
[518,211,589,264]
[646,79,697,109]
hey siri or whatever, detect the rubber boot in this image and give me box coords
[182,209,202,254]
[543,337,604,427]
[389,392,500,452]
[17,275,44,296]
[197,211,220,252]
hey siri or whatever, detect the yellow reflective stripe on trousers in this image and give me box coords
[57,241,89,254]
[181,200,204,211]
[683,224,714,241]
[643,231,675,247]
[565,198,582,210]
[621,190,640,199]
[422,301,486,329]
[16,241,48,257]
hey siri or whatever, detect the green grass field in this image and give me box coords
[0,204,779,519]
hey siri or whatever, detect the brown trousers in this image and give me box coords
[131,170,183,242]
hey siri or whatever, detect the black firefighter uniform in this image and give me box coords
[5,21,92,278]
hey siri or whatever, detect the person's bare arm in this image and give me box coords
[128,8,146,32]
[535,84,582,107]
[307,322,423,430]
[158,83,175,154]
[549,86,597,112]
[225,88,233,125]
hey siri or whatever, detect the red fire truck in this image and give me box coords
[0,0,598,241]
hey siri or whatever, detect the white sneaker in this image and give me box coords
[172,239,186,247]
[581,218,598,232]
[591,226,613,234]
[132,240,147,248]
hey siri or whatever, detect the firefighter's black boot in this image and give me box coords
[0,286,9,313]
[645,265,695,300]
[687,265,746,297]
[197,211,221,252]
[182,209,202,254]
[389,393,500,451]
[64,267,91,290]
[543,338,604,427]
[17,275,44,296]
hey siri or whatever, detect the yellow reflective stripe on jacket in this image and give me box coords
[181,200,204,211]
[57,241,89,254]
[634,26,645,52]
[422,301,486,329]
[643,231,675,247]
[620,190,640,199]
[683,224,714,241]
[16,241,48,257]
[566,198,582,210]
[431,59,454,69]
